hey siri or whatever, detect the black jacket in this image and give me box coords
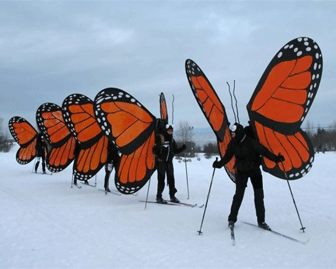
[218,135,278,173]
[107,144,120,166]
[36,135,47,157]
[154,134,186,163]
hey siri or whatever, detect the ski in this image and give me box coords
[242,221,309,244]
[139,200,181,206]
[178,202,204,208]
[80,181,97,188]
[98,189,121,196]
[32,171,52,176]
[140,200,202,208]
[229,226,235,246]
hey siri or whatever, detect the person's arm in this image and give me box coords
[213,141,234,168]
[173,140,186,154]
[253,140,284,163]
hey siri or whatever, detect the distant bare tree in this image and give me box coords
[305,120,314,138]
[175,120,194,143]
[174,120,195,157]
[0,114,14,152]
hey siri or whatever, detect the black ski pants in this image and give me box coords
[156,161,177,199]
[35,155,46,173]
[104,163,114,190]
[228,171,265,224]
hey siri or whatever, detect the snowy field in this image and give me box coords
[1,144,336,269]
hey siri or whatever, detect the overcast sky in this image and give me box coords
[1,0,335,135]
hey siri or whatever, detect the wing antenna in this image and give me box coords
[227,82,238,123]
[232,80,240,124]
[172,94,175,125]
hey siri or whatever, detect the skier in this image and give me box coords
[72,142,81,186]
[154,124,186,204]
[104,141,120,192]
[212,123,284,230]
[34,133,47,174]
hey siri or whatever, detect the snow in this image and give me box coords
[1,144,336,268]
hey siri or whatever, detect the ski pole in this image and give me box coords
[280,160,306,232]
[184,151,190,199]
[144,178,151,210]
[197,158,217,235]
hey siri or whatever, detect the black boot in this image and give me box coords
[170,196,180,203]
[156,195,167,204]
[258,222,271,231]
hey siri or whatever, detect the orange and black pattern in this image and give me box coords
[247,37,322,179]
[186,59,229,141]
[8,116,38,164]
[62,94,108,181]
[36,103,76,173]
[94,88,156,194]
[185,59,236,181]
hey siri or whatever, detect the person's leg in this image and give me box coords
[167,163,178,201]
[104,164,112,191]
[228,172,248,223]
[156,161,166,201]
[35,157,40,172]
[250,173,267,226]
[41,155,46,173]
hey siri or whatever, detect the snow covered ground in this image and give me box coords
[1,144,336,268]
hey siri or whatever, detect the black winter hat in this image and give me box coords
[230,123,245,142]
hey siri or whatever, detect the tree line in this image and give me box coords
[305,120,336,153]
[174,120,336,158]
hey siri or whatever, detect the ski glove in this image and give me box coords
[276,154,285,163]
[212,160,222,169]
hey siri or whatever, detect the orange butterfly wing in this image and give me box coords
[8,116,38,164]
[62,94,108,181]
[247,37,322,179]
[185,59,236,181]
[160,92,168,124]
[36,103,76,173]
[94,88,156,194]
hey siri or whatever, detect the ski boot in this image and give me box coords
[156,197,167,204]
[170,196,180,203]
[258,222,271,231]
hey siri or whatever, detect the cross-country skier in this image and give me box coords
[212,123,284,230]
[154,124,186,204]
[34,133,47,174]
[104,141,120,192]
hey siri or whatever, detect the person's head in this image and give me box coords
[166,124,173,135]
[38,133,44,141]
[229,123,245,141]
